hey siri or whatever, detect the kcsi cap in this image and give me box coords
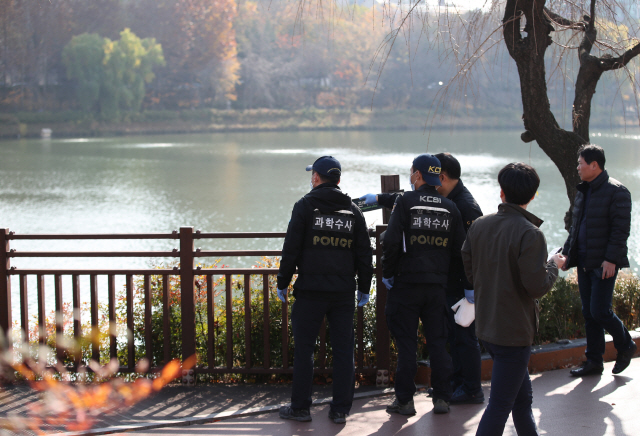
[306,155,342,178]
[412,153,442,186]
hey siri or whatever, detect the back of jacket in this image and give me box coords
[461,204,558,346]
[562,171,631,269]
[277,184,373,298]
[382,185,465,285]
[446,180,482,299]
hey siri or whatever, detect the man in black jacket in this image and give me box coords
[382,153,466,415]
[562,145,637,377]
[359,153,484,404]
[277,156,373,424]
[434,152,484,404]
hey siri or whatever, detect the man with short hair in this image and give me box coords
[382,153,466,415]
[277,156,373,424]
[562,144,637,377]
[462,162,564,435]
[434,152,484,404]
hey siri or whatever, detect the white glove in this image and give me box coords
[451,297,475,327]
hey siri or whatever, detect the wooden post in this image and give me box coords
[180,227,196,364]
[0,229,11,349]
[375,175,399,386]
[380,175,400,224]
[375,225,390,387]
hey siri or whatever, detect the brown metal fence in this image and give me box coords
[0,176,400,382]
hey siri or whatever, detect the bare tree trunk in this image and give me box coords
[503,0,585,230]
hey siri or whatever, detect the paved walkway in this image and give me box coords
[2,357,638,435]
[89,358,640,435]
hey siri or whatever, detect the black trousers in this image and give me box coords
[447,293,482,394]
[386,281,453,403]
[291,296,355,414]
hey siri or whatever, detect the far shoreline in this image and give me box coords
[2,108,635,140]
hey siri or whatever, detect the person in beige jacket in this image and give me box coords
[461,162,565,436]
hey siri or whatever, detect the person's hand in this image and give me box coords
[602,261,616,279]
[277,288,287,302]
[551,253,566,270]
[359,193,378,205]
[382,276,394,290]
[357,291,370,307]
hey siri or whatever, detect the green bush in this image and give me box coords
[14,110,88,124]
[535,272,640,345]
[180,109,214,123]
[140,110,180,122]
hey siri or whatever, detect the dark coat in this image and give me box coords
[277,183,373,299]
[562,170,632,269]
[382,184,465,285]
[446,180,483,299]
[378,180,481,297]
[461,203,558,347]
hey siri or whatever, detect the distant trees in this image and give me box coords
[62,29,164,119]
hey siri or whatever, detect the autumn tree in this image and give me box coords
[62,29,164,119]
[127,0,239,106]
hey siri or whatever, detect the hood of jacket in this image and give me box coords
[305,183,352,212]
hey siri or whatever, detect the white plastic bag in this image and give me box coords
[451,298,475,327]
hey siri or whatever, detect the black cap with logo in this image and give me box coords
[412,153,442,186]
[306,156,342,178]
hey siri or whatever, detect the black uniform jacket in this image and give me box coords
[382,184,465,285]
[378,180,480,296]
[562,170,631,269]
[277,183,373,299]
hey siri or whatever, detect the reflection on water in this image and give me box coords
[2,129,640,276]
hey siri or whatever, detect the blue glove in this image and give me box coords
[464,289,475,304]
[277,288,287,302]
[382,276,394,290]
[357,291,370,307]
[359,193,377,205]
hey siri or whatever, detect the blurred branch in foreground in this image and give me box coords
[0,335,195,434]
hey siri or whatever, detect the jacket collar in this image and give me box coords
[498,203,544,228]
[448,179,464,200]
[416,184,439,194]
[577,170,608,193]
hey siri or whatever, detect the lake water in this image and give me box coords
[2,129,640,313]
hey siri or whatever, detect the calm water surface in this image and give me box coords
[2,129,640,310]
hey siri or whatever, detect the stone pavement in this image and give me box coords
[2,357,639,435]
[79,357,640,435]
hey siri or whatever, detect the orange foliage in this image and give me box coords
[1,355,193,434]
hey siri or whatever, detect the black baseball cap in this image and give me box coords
[412,153,442,186]
[306,156,342,177]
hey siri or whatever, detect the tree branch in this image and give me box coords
[543,8,584,30]
[579,0,597,60]
[598,42,640,71]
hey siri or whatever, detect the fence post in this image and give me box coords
[0,229,11,349]
[180,227,196,367]
[380,175,400,224]
[375,175,399,387]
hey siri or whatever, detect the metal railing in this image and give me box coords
[0,176,401,382]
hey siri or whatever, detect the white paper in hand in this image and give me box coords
[547,246,562,262]
[451,298,475,327]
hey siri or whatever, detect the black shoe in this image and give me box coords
[569,360,604,377]
[426,387,434,397]
[432,398,450,414]
[279,405,312,422]
[328,410,347,424]
[449,386,485,404]
[613,341,637,375]
[386,398,416,415]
